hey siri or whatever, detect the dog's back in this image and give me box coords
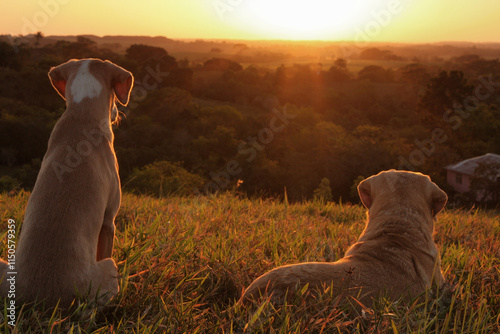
[16,117,117,305]
[240,170,448,307]
[1,59,133,307]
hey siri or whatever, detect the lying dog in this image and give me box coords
[0,59,133,307]
[240,170,448,307]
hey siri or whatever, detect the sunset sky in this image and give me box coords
[1,0,500,43]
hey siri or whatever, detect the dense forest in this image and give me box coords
[1,35,499,204]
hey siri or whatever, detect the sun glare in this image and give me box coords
[246,0,375,40]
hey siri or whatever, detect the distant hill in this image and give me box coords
[3,34,500,62]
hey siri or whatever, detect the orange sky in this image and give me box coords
[1,0,500,43]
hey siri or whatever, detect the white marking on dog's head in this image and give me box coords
[70,60,103,103]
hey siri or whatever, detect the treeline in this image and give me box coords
[1,37,499,203]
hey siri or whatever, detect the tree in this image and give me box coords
[0,175,20,193]
[233,43,248,53]
[34,31,44,46]
[324,63,351,83]
[419,70,473,116]
[313,178,333,202]
[0,41,20,69]
[126,44,169,62]
[358,65,394,82]
[334,58,347,70]
[359,48,402,61]
[202,58,243,72]
[470,161,500,205]
[350,176,365,202]
[76,36,96,47]
[399,63,430,86]
[125,161,206,197]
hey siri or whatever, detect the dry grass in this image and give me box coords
[1,191,499,333]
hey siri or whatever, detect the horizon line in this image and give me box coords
[3,33,500,46]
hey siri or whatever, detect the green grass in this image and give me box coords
[1,191,499,333]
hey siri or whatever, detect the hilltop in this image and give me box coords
[1,191,499,332]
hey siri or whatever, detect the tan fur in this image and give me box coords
[239,170,448,307]
[0,59,133,308]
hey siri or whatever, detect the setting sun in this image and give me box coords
[1,0,500,332]
[1,0,500,42]
[244,0,367,40]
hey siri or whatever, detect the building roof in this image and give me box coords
[445,153,500,176]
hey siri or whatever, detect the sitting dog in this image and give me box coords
[240,170,448,307]
[0,59,133,308]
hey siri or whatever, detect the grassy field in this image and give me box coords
[1,191,499,333]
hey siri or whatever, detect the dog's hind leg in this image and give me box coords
[96,224,115,261]
[88,258,119,303]
[96,208,117,261]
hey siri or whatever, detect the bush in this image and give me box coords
[313,178,333,202]
[125,161,206,197]
[0,175,20,193]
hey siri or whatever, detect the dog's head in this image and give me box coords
[48,58,134,122]
[357,170,448,218]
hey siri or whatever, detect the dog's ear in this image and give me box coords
[357,177,372,209]
[107,62,134,106]
[48,60,76,100]
[430,181,448,217]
